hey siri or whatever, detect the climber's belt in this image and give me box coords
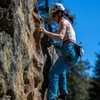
[63,39,76,46]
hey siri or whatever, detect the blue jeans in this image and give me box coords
[47,43,79,100]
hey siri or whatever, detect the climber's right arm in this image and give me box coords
[37,21,67,41]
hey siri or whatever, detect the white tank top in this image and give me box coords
[60,18,76,42]
[65,29,76,42]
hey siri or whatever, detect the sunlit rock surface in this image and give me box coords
[0,0,58,100]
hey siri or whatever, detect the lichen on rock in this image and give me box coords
[0,0,58,100]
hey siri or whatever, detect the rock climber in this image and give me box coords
[38,3,80,100]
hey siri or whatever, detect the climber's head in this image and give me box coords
[49,3,74,23]
[49,3,65,15]
[49,3,65,22]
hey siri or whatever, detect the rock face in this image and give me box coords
[0,0,57,100]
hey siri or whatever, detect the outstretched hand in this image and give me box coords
[37,26,47,33]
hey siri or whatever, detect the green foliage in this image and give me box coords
[88,51,100,100]
[67,61,92,100]
[37,0,59,32]
[95,52,100,77]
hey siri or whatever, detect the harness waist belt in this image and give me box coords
[63,39,76,45]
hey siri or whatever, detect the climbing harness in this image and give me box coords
[52,39,84,65]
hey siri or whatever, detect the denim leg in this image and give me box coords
[47,57,67,100]
[59,70,68,95]
[70,55,79,65]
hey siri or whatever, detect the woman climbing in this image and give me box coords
[38,3,79,100]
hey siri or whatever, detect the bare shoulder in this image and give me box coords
[61,19,70,29]
[59,19,67,27]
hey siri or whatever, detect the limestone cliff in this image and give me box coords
[0,0,57,100]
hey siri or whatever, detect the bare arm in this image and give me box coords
[44,31,63,41]
[38,20,67,41]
